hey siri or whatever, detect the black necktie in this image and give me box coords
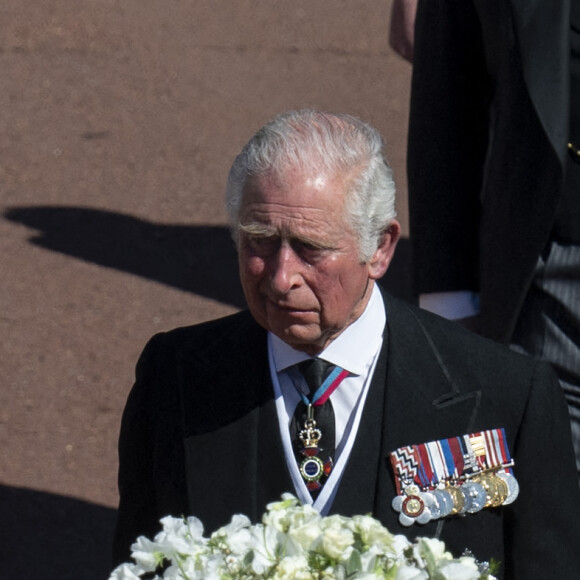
[291,359,336,494]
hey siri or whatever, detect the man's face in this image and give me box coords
[237,170,398,355]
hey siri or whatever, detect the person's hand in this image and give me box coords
[389,0,418,63]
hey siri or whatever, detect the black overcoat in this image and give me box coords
[114,294,580,578]
[408,0,571,341]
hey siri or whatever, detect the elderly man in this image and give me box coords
[113,110,580,578]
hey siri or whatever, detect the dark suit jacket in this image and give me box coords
[408,0,571,341]
[113,294,580,578]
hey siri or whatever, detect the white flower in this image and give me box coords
[130,536,165,572]
[108,563,147,580]
[219,512,251,535]
[410,536,453,571]
[152,515,207,562]
[392,534,412,557]
[456,556,480,571]
[418,537,451,561]
[350,515,395,549]
[249,524,282,574]
[359,544,382,573]
[287,511,323,551]
[263,494,300,531]
[320,516,355,561]
[267,492,299,511]
[396,565,429,580]
[224,525,253,555]
[110,493,496,580]
[437,562,481,580]
[272,555,314,579]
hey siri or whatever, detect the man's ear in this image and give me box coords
[367,219,401,280]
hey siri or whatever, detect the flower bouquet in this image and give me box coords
[110,494,497,580]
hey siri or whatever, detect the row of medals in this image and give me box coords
[392,468,520,526]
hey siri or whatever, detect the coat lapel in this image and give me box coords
[334,295,483,531]
[330,344,389,517]
[177,313,292,531]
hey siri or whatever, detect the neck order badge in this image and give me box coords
[294,361,349,492]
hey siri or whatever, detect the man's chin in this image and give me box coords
[271,324,327,354]
[266,302,317,319]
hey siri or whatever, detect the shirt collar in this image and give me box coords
[269,283,386,376]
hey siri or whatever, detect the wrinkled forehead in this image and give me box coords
[243,167,352,205]
[249,154,362,198]
[238,168,358,246]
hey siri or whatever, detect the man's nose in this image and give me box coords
[269,244,303,294]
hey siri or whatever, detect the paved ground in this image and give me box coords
[0,1,412,577]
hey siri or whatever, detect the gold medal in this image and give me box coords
[447,485,465,515]
[402,495,425,518]
[473,473,508,507]
[491,473,509,506]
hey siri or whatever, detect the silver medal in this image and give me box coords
[496,470,520,505]
[461,481,487,513]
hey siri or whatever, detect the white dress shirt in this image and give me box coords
[268,283,386,514]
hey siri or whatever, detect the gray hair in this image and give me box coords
[225,109,397,262]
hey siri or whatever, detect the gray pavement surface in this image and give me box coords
[0,1,412,577]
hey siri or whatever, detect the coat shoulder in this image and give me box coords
[386,295,540,373]
[134,311,266,374]
[146,310,262,354]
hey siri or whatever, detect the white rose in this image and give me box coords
[321,525,355,560]
[288,516,323,550]
[287,503,320,528]
[351,515,394,549]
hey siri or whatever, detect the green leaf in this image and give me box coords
[243,550,255,567]
[345,549,362,576]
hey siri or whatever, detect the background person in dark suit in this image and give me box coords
[113,110,580,578]
[407,0,580,475]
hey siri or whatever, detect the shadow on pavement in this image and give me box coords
[4,205,416,305]
[5,205,247,309]
[0,484,117,579]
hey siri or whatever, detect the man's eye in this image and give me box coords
[245,236,279,256]
[292,240,327,262]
